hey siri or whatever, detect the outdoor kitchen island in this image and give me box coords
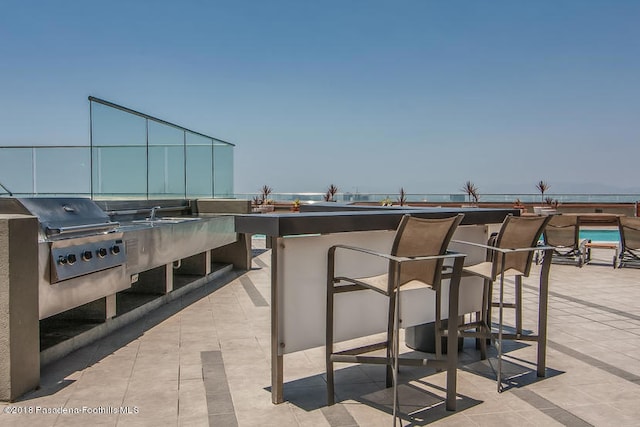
[0,197,251,401]
[234,206,518,405]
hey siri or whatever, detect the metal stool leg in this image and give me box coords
[497,254,506,393]
[515,275,523,336]
[326,286,335,405]
[392,288,402,426]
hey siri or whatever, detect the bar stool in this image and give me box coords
[326,214,465,425]
[453,214,553,392]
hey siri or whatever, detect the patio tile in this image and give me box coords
[5,238,640,426]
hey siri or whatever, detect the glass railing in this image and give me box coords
[2,167,639,205]
[0,98,235,200]
[90,97,234,199]
[0,146,91,197]
[233,192,640,204]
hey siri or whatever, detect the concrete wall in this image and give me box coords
[195,198,251,214]
[554,203,637,217]
[194,200,252,270]
[210,233,252,270]
[0,214,39,401]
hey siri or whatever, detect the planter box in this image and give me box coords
[252,205,275,213]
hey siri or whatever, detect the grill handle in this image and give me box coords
[46,222,121,236]
[103,205,189,217]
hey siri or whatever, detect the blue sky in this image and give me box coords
[1,1,639,195]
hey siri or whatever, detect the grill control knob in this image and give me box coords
[67,253,77,265]
[97,247,108,258]
[111,245,121,255]
[58,255,67,265]
[82,250,93,261]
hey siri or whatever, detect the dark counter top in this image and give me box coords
[235,207,518,237]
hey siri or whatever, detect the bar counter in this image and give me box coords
[235,206,518,237]
[235,206,518,404]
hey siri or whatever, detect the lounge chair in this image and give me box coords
[542,215,587,267]
[617,216,640,268]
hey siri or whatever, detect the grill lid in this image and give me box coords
[3,198,119,237]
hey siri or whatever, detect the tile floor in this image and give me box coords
[1,242,639,426]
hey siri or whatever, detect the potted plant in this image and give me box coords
[536,181,550,204]
[251,195,262,212]
[381,196,393,206]
[533,180,550,214]
[544,197,559,214]
[513,198,526,214]
[253,185,274,213]
[461,181,480,207]
[397,187,407,206]
[291,199,301,212]
[323,184,339,202]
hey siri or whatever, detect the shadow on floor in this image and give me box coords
[274,338,564,425]
[21,268,245,403]
[270,362,483,426]
[252,248,269,257]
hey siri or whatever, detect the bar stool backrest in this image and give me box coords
[390,214,463,290]
[493,215,551,278]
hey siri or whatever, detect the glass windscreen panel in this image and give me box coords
[91,102,146,146]
[213,142,234,197]
[92,146,147,197]
[185,132,213,197]
[91,100,148,198]
[35,147,91,196]
[90,98,234,199]
[148,121,185,198]
[0,148,35,196]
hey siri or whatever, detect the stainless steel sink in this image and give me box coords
[117,214,237,276]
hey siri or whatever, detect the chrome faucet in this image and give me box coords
[149,206,162,221]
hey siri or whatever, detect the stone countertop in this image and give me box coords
[235,207,518,237]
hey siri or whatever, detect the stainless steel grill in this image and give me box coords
[0,197,129,319]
